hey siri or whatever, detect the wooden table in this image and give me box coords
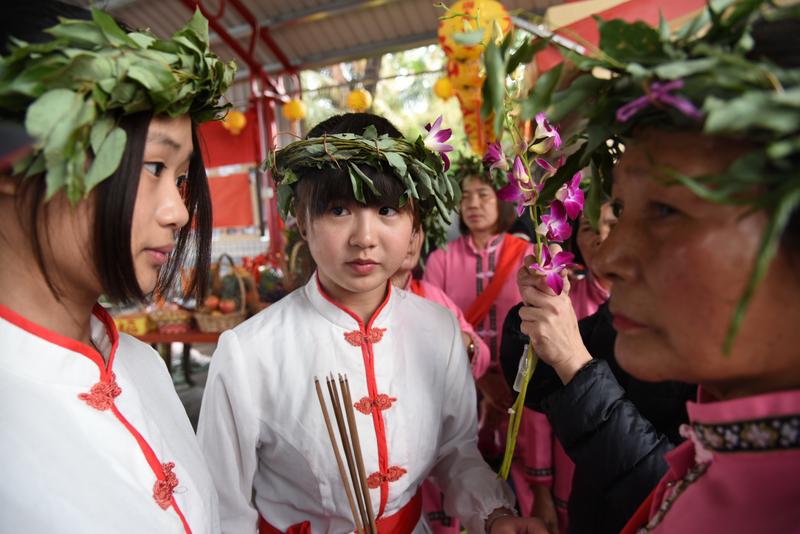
[135,331,221,386]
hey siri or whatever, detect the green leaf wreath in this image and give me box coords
[0,8,236,205]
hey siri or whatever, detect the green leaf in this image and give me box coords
[277,183,293,218]
[183,8,210,45]
[24,89,78,140]
[383,151,407,178]
[128,32,156,49]
[348,164,366,203]
[453,29,485,46]
[724,185,800,354]
[482,40,505,137]
[44,161,68,201]
[522,62,563,120]
[363,125,378,140]
[352,163,381,196]
[654,57,718,79]
[85,127,126,191]
[127,62,176,93]
[45,20,105,48]
[12,152,36,177]
[506,38,547,75]
[91,8,136,47]
[584,166,603,231]
[598,18,664,64]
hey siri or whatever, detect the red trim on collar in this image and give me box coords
[0,302,119,375]
[0,303,190,531]
[315,275,392,330]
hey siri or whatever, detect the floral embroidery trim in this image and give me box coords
[692,415,800,453]
[153,462,179,510]
[367,466,407,489]
[343,327,387,347]
[354,393,397,415]
[78,372,121,411]
[636,462,709,533]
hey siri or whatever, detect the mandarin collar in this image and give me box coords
[465,233,503,255]
[304,272,394,332]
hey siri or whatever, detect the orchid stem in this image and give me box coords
[499,344,539,479]
[498,205,544,480]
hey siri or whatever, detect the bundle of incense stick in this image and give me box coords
[314,373,377,534]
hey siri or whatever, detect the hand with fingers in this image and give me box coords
[517,244,593,385]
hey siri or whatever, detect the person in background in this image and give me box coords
[423,158,551,517]
[392,227,490,534]
[0,2,234,532]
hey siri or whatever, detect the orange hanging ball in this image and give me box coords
[222,110,247,135]
[347,88,372,112]
[282,99,306,122]
[437,0,512,61]
[433,77,454,100]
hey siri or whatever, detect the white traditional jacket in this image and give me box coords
[198,274,514,534]
[0,304,219,533]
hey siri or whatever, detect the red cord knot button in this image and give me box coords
[366,466,407,489]
[153,462,179,510]
[78,372,121,411]
[343,327,387,346]
[354,393,397,415]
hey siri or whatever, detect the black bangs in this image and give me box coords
[294,162,408,219]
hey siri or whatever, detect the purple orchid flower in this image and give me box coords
[536,200,572,242]
[555,172,584,220]
[483,141,509,172]
[530,246,575,295]
[497,156,536,215]
[424,115,454,171]
[531,113,562,154]
[509,155,530,185]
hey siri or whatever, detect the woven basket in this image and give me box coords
[149,307,192,334]
[195,254,247,333]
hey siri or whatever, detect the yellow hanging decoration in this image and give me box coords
[346,88,372,112]
[433,77,454,100]
[282,99,306,122]
[222,109,247,135]
[437,0,512,61]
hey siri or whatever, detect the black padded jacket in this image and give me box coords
[500,302,696,534]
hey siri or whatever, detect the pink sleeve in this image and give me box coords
[421,282,490,380]
[515,408,554,487]
[422,248,447,291]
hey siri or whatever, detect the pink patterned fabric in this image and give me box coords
[640,388,800,533]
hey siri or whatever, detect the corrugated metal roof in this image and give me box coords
[73,0,564,77]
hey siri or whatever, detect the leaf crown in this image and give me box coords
[264,124,461,248]
[0,8,236,204]
[533,0,799,350]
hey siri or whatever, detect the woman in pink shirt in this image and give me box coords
[516,5,800,532]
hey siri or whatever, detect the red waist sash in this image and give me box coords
[464,234,529,329]
[259,489,422,534]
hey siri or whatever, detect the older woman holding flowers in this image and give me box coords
[514,2,800,532]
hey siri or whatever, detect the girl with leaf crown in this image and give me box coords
[0,1,235,532]
[511,2,800,532]
[197,113,548,534]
